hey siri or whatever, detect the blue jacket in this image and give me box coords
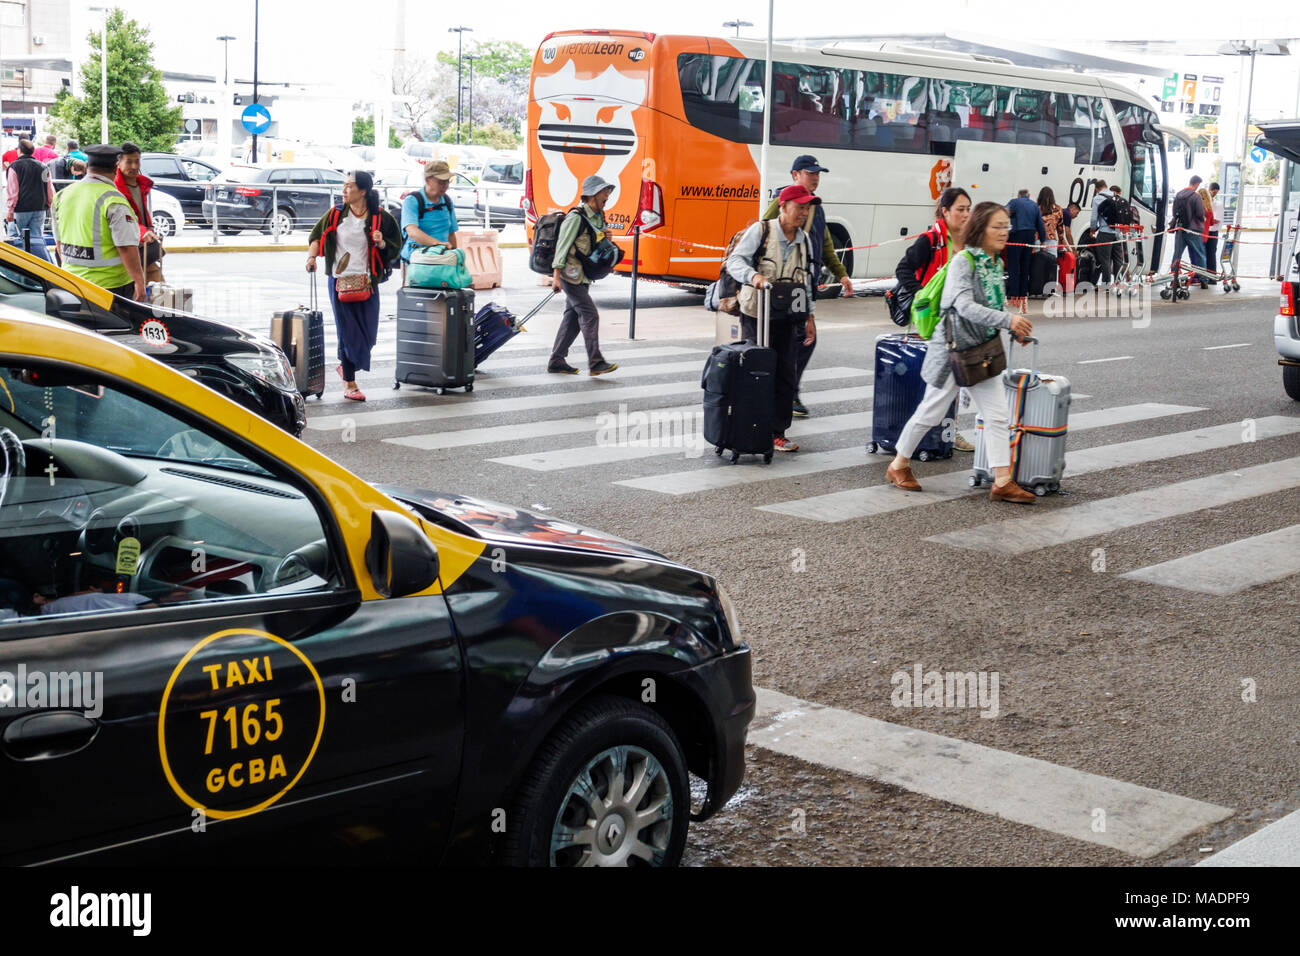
[1007,196,1046,240]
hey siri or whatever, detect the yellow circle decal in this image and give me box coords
[158,628,326,820]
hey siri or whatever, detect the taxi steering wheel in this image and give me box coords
[0,427,24,511]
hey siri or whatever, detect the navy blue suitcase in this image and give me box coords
[472,291,557,368]
[867,332,955,461]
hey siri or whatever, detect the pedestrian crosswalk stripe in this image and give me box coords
[305,365,871,431]
[927,453,1300,555]
[384,386,874,452]
[1120,524,1300,595]
[1198,808,1300,866]
[759,408,1249,523]
[311,345,706,406]
[477,345,701,369]
[751,688,1233,858]
[472,360,708,392]
[616,447,866,495]
[623,401,1187,503]
[490,410,871,471]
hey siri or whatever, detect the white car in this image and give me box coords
[147,188,187,239]
[378,168,479,226]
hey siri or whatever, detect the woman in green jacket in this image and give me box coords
[306,170,401,401]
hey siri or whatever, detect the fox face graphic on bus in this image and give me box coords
[532,58,647,209]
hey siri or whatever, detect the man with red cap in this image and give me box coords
[724,183,819,452]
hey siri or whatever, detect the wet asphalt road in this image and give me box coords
[166,244,1299,866]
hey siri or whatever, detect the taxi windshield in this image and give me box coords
[0,369,271,477]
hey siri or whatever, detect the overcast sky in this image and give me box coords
[101,0,1300,116]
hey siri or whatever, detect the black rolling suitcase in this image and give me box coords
[270,275,326,399]
[1028,249,1057,297]
[394,287,476,393]
[702,287,776,464]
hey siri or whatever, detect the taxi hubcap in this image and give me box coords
[550,745,672,866]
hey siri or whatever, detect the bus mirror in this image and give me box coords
[1186,150,1194,170]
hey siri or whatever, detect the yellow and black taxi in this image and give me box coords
[0,242,306,436]
[0,308,752,866]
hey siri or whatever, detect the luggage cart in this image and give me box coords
[1112,224,1145,297]
[1218,223,1242,293]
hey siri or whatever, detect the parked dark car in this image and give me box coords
[201,164,346,235]
[0,243,306,435]
[140,152,223,226]
[0,310,754,867]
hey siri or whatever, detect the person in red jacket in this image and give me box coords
[1199,186,1217,282]
[114,142,163,282]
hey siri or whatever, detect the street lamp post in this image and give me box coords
[88,6,109,142]
[464,54,479,145]
[448,26,472,145]
[722,19,752,37]
[217,34,236,85]
[251,0,261,162]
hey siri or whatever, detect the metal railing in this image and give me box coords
[35,177,499,247]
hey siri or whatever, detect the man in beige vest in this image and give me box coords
[723,184,818,452]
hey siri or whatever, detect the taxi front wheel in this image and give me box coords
[503,695,689,867]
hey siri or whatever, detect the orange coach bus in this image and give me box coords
[525,30,1181,286]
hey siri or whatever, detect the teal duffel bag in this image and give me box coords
[408,244,473,289]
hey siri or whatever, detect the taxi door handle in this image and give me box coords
[2,711,100,761]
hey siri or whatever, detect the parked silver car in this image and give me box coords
[1253,121,1300,399]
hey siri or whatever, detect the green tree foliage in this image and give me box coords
[432,125,505,145]
[352,114,402,148]
[436,40,531,93]
[50,9,182,151]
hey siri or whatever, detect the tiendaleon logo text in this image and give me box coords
[680,184,761,199]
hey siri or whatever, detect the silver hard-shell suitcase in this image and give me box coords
[971,337,1070,496]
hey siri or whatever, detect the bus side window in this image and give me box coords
[996,87,1057,147]
[1057,94,1094,164]
[676,52,765,145]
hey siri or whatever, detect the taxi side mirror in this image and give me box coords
[365,510,440,598]
[45,287,84,320]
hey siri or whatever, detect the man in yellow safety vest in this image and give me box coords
[50,144,145,300]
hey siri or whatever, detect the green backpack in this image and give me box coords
[910,250,972,340]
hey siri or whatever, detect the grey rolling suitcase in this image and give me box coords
[393,287,476,393]
[971,337,1070,496]
[270,275,326,399]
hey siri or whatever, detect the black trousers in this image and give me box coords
[741,312,801,436]
[1205,235,1219,276]
[1094,232,1124,284]
[796,334,815,394]
[1006,230,1036,297]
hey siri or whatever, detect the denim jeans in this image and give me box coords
[1171,231,1207,275]
[12,210,50,261]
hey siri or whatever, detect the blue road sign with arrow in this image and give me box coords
[1250,145,1267,164]
[241,102,271,136]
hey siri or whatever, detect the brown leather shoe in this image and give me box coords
[886,463,922,492]
[990,480,1036,503]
